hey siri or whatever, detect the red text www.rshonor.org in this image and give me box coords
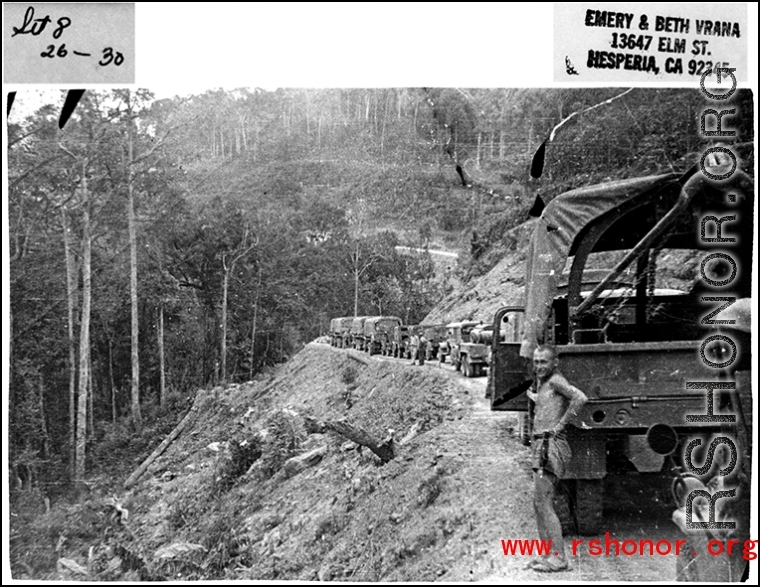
[501,534,759,560]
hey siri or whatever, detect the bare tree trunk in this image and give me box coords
[61,207,78,477]
[305,92,311,134]
[248,267,262,381]
[353,245,360,317]
[127,97,142,432]
[75,164,91,482]
[380,106,387,161]
[373,92,379,133]
[87,361,94,440]
[202,307,208,384]
[221,230,256,385]
[158,303,166,408]
[220,266,230,384]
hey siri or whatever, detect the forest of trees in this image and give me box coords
[7,87,753,491]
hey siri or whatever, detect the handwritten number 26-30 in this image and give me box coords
[99,47,123,66]
[41,45,123,66]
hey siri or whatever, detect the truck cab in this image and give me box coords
[364,316,402,355]
[464,324,494,376]
[444,321,482,373]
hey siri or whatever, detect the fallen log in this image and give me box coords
[305,416,395,463]
[124,391,206,489]
[346,351,371,366]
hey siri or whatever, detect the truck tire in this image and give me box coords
[575,479,603,535]
[439,353,446,364]
[453,357,461,371]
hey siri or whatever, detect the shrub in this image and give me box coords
[213,436,263,493]
[199,509,252,576]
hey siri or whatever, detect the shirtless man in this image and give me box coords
[526,345,588,572]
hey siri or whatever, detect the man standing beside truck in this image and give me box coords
[526,345,588,572]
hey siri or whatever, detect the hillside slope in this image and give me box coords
[112,344,534,581]
[28,343,681,582]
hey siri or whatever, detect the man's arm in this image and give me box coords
[551,375,588,434]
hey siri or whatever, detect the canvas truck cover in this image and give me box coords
[364,316,401,336]
[519,172,680,358]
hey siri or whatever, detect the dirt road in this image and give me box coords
[119,343,692,581]
[352,344,685,581]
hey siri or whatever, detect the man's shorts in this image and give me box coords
[531,432,571,478]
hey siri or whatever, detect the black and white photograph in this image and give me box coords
[4,4,757,584]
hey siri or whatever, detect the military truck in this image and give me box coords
[391,325,412,358]
[364,316,402,356]
[462,324,494,377]
[330,317,354,347]
[444,321,483,375]
[349,316,372,350]
[488,166,753,535]
[421,323,448,361]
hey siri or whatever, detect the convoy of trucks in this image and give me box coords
[330,317,493,374]
[327,162,753,543]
